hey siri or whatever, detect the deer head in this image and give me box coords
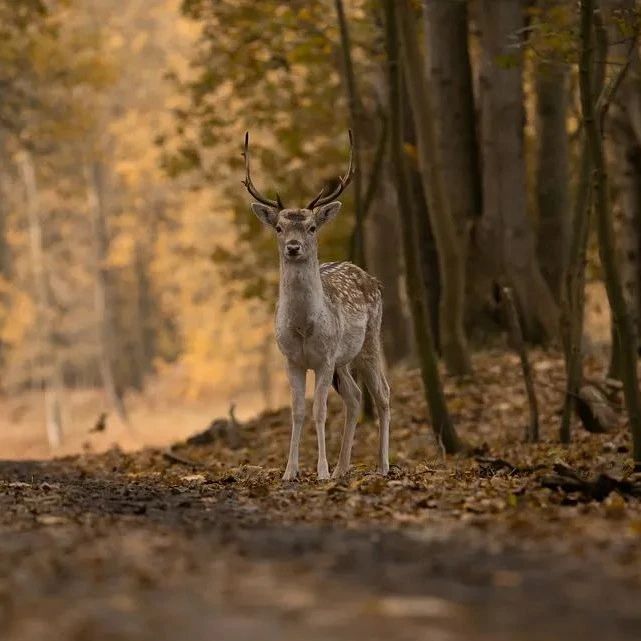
[242,131,354,263]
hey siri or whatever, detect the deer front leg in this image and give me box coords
[283,363,306,481]
[313,364,334,480]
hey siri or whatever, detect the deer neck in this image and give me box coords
[278,256,325,334]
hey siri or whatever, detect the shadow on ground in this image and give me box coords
[1,455,640,641]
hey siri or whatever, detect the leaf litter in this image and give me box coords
[2,349,641,641]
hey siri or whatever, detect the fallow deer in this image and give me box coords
[242,131,390,480]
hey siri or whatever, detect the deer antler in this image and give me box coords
[241,132,284,210]
[306,130,354,209]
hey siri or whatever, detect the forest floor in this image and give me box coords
[2,349,641,641]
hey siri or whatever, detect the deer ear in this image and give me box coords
[251,203,279,228]
[313,201,342,228]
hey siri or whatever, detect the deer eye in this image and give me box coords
[275,225,282,234]
[308,225,316,234]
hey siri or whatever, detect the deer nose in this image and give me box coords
[286,241,302,256]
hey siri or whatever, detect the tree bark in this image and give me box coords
[401,81,441,350]
[396,0,472,376]
[477,0,559,341]
[17,150,64,449]
[383,0,462,454]
[131,240,153,389]
[86,159,128,424]
[535,61,571,301]
[423,0,481,269]
[364,168,414,366]
[579,0,641,464]
[602,0,641,374]
[335,0,366,267]
[560,147,594,443]
[0,163,10,370]
[501,285,539,442]
[560,7,608,444]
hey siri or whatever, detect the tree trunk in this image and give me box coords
[383,0,462,454]
[86,160,128,424]
[579,0,641,464]
[477,0,559,341]
[535,61,571,301]
[401,81,441,350]
[0,164,10,370]
[335,0,365,267]
[364,169,414,366]
[423,0,481,271]
[130,241,153,389]
[602,0,641,374]
[17,150,64,449]
[396,0,472,376]
[560,8,607,443]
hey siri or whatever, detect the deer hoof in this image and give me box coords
[331,466,349,479]
[317,462,330,480]
[376,463,389,476]
[282,467,299,481]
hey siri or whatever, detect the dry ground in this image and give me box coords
[2,347,641,640]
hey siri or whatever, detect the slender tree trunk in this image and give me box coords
[535,62,571,301]
[335,0,365,267]
[402,81,441,350]
[17,151,64,449]
[86,159,128,424]
[383,0,462,454]
[579,0,641,464]
[560,149,594,443]
[602,0,641,375]
[501,285,539,442]
[365,72,414,366]
[130,241,153,389]
[0,165,10,370]
[364,169,413,365]
[423,0,481,277]
[396,0,472,376]
[559,16,607,444]
[478,0,559,341]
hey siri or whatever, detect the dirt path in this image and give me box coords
[3,356,641,640]
[1,455,640,641]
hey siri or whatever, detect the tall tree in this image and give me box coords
[534,54,571,300]
[382,0,462,454]
[17,150,64,448]
[334,0,365,267]
[0,142,10,367]
[86,158,128,423]
[364,169,414,365]
[602,0,641,373]
[478,0,558,340]
[579,0,641,464]
[396,0,471,375]
[423,0,481,303]
[559,9,607,444]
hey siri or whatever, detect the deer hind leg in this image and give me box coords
[356,327,390,476]
[331,365,362,479]
[283,363,306,481]
[312,363,334,480]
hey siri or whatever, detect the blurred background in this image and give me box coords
[0,0,632,458]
